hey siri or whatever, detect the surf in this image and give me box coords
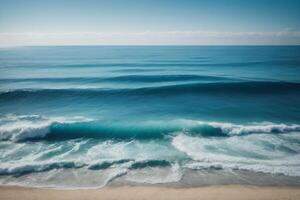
[1,115,300,142]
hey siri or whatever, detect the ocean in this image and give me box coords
[0,46,300,188]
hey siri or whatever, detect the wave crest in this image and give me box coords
[196,121,300,135]
[0,115,300,142]
[0,115,93,141]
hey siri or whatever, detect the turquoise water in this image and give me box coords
[0,46,300,187]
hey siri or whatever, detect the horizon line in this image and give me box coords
[1,44,300,48]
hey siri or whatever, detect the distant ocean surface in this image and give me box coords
[0,46,300,188]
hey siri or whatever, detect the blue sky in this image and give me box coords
[0,0,300,45]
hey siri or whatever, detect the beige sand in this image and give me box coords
[1,185,300,200]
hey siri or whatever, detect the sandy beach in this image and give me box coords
[1,185,300,200]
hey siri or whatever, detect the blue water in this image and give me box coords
[0,46,300,188]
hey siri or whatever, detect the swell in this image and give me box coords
[131,81,300,95]
[1,81,300,99]
[5,59,300,69]
[0,74,234,84]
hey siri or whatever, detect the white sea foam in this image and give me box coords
[171,119,300,135]
[201,121,300,135]
[1,116,300,188]
[0,114,93,141]
[0,160,85,176]
[125,162,182,184]
[0,167,130,189]
[185,159,300,177]
[172,133,300,176]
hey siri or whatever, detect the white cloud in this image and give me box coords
[0,30,300,46]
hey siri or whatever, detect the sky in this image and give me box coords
[0,0,300,46]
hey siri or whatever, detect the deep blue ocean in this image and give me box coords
[0,46,300,188]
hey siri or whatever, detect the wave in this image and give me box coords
[131,81,300,95]
[88,159,172,171]
[0,158,173,177]
[0,115,93,141]
[0,161,85,177]
[1,115,300,142]
[129,160,172,169]
[172,133,300,176]
[125,162,182,184]
[8,59,299,69]
[87,159,133,170]
[1,81,299,99]
[1,61,262,69]
[0,74,234,84]
[184,160,300,177]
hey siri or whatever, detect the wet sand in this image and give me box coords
[1,185,300,200]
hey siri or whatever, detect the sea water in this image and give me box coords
[0,46,300,188]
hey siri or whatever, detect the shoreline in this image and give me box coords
[1,185,300,200]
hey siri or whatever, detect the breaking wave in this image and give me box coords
[1,115,300,141]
